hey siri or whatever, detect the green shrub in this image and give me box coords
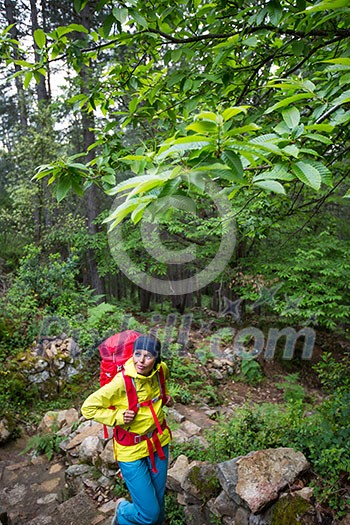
[164,493,186,524]
[240,355,264,385]
[276,373,306,403]
[21,430,64,461]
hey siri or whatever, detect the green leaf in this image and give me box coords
[113,7,128,24]
[222,106,249,121]
[131,201,152,224]
[282,107,300,129]
[305,0,350,12]
[56,24,88,36]
[304,133,332,145]
[253,163,294,181]
[73,0,88,13]
[131,10,148,28]
[331,89,350,107]
[186,121,217,133]
[343,189,350,198]
[304,124,334,133]
[105,199,140,228]
[225,123,260,136]
[253,180,286,194]
[34,28,46,49]
[267,0,283,25]
[107,171,174,196]
[322,58,350,66]
[282,145,299,158]
[56,178,72,202]
[14,59,34,68]
[249,135,284,155]
[265,94,313,114]
[107,175,153,195]
[187,171,209,192]
[102,174,116,185]
[306,160,333,187]
[127,177,166,199]
[23,71,33,89]
[291,161,322,190]
[196,111,218,122]
[102,14,115,37]
[157,136,212,160]
[129,98,139,113]
[221,150,243,177]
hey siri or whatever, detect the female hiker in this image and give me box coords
[81,334,174,525]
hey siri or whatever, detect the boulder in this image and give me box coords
[236,448,309,513]
[57,408,79,429]
[38,409,79,434]
[0,418,13,444]
[78,435,103,464]
[167,455,190,492]
[180,420,202,436]
[212,490,237,518]
[100,440,116,469]
[181,460,220,503]
[64,421,102,451]
[269,493,316,524]
[184,504,207,525]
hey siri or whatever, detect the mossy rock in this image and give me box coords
[271,494,315,525]
[187,463,221,502]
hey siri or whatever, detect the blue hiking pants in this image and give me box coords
[116,445,169,525]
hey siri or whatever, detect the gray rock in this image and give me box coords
[184,504,207,525]
[100,439,115,469]
[213,490,238,518]
[181,461,220,503]
[167,455,189,492]
[235,448,310,513]
[210,368,224,380]
[180,420,202,436]
[0,418,12,444]
[217,457,247,507]
[37,493,59,505]
[171,428,189,443]
[78,435,103,464]
[168,407,186,423]
[65,464,95,493]
[235,506,250,525]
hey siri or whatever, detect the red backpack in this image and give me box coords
[98,330,167,440]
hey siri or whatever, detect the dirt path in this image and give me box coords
[0,436,112,525]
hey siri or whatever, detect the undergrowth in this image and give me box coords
[170,352,350,517]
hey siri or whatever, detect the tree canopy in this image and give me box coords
[0,0,350,320]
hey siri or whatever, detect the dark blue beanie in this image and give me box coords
[133,335,161,357]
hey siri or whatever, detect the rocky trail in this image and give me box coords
[0,403,216,525]
[0,435,113,525]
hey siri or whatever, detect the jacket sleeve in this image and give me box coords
[81,376,126,427]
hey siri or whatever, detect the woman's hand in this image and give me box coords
[123,410,136,424]
[164,395,174,407]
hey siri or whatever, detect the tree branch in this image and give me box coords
[144,25,350,45]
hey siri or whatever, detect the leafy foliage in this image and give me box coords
[231,228,350,328]
[21,430,64,461]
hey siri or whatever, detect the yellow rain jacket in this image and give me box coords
[81,357,171,462]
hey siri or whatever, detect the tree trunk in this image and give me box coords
[4,0,28,129]
[29,0,49,103]
[40,0,51,98]
[78,3,104,296]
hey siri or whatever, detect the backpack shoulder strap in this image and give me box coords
[122,368,139,412]
[158,365,167,405]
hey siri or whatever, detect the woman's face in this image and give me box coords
[133,349,156,376]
